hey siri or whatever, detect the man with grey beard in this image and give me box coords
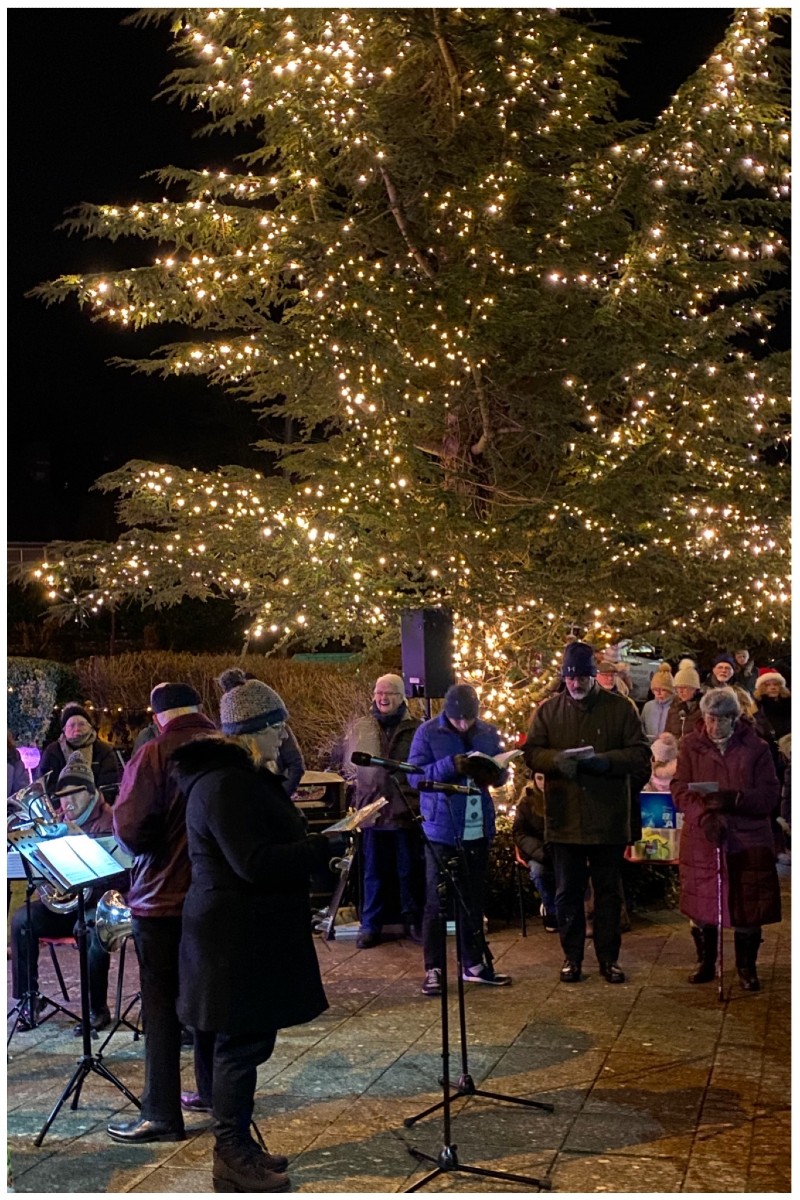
[524,641,650,985]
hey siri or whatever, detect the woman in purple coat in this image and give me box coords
[672,687,781,992]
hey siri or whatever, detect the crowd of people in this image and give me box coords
[5,638,789,1191]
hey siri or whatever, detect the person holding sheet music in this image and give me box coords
[524,641,651,986]
[9,752,127,1033]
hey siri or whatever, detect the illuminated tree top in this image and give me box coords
[32,8,790,702]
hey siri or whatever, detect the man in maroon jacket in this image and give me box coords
[107,682,216,1144]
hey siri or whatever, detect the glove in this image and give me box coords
[454,753,503,788]
[552,752,579,781]
[702,790,737,813]
[577,755,611,776]
[698,809,728,846]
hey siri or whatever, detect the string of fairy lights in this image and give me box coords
[32,9,789,729]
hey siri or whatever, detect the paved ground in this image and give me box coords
[7,874,791,1194]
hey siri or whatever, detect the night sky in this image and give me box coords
[8,7,737,543]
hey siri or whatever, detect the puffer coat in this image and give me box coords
[171,736,328,1036]
[671,719,781,928]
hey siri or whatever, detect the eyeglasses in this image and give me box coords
[374,691,403,698]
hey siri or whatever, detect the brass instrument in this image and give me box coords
[7,777,92,914]
[94,890,132,953]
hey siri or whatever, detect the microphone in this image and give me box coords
[416,781,476,795]
[350,751,416,772]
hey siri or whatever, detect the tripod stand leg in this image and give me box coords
[90,1057,142,1109]
[35,1062,87,1146]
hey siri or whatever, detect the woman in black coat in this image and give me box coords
[171,669,327,1195]
[35,703,122,799]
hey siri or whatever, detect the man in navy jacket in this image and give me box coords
[408,684,511,995]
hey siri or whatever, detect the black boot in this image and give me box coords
[734,930,761,992]
[212,1142,290,1193]
[688,925,717,984]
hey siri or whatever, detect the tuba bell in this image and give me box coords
[95,889,132,953]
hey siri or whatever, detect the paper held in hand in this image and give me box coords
[560,746,596,759]
[467,749,523,768]
[322,797,388,835]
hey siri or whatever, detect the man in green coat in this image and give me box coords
[524,641,651,984]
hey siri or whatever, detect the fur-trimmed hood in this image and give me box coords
[171,734,280,792]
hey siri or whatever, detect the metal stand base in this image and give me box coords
[35,1054,141,1147]
[407,1144,551,1192]
[7,991,80,1046]
[404,1071,554,1127]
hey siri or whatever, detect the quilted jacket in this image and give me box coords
[671,718,781,928]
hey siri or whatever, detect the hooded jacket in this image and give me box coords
[672,718,780,928]
[524,684,651,844]
[170,736,328,1035]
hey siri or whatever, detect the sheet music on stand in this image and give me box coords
[8,828,122,892]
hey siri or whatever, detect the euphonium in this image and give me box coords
[95,889,132,953]
[7,777,91,914]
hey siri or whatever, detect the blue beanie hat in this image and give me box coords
[443,684,480,720]
[713,654,736,670]
[561,641,597,678]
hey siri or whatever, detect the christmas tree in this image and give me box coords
[32,8,790,718]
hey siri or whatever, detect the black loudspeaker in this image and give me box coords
[400,608,455,698]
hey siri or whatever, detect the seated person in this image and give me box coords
[36,703,123,801]
[10,752,128,1034]
[512,773,557,932]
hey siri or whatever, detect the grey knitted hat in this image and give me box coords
[56,751,96,793]
[218,668,289,735]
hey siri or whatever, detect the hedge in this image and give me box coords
[7,657,80,746]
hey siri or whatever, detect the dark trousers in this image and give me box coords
[550,843,625,966]
[11,899,110,1012]
[360,828,420,932]
[208,1030,277,1148]
[422,839,488,972]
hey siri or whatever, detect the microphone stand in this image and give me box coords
[395,776,553,1192]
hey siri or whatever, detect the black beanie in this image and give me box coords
[61,703,93,730]
[443,684,480,720]
[561,641,597,679]
[150,682,202,714]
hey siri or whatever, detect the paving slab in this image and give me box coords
[7,877,791,1193]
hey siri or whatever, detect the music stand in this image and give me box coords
[14,833,142,1145]
[6,842,81,1045]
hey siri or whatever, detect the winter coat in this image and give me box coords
[524,685,651,845]
[170,736,328,1036]
[671,719,781,928]
[341,707,421,829]
[664,694,702,742]
[36,736,122,798]
[512,787,549,865]
[641,696,673,741]
[407,713,506,845]
[756,695,791,742]
[113,711,217,918]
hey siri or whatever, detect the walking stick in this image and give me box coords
[715,845,724,1003]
